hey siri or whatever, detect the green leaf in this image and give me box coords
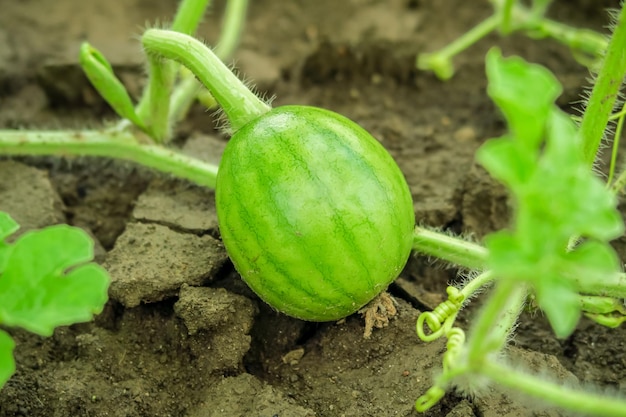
[579,295,626,315]
[481,52,624,339]
[0,224,110,336]
[0,212,18,240]
[585,312,626,328]
[485,231,529,280]
[563,240,622,290]
[417,52,455,81]
[486,48,562,151]
[0,212,18,273]
[542,111,624,241]
[476,136,537,188]
[79,43,146,130]
[0,330,15,389]
[535,277,580,338]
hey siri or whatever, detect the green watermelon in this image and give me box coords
[216,105,415,321]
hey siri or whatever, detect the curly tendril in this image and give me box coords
[415,385,446,412]
[442,327,465,371]
[416,286,465,342]
[415,327,467,412]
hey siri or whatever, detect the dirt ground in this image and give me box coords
[0,0,624,416]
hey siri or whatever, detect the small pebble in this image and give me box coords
[453,125,477,142]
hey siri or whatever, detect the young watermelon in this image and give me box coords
[216,105,415,321]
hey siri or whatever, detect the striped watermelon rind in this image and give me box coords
[216,105,415,321]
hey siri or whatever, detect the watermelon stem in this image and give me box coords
[142,29,271,133]
[412,226,488,270]
[0,129,219,189]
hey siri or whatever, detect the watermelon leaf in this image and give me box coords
[0,212,110,389]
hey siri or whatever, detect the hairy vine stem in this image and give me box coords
[579,4,626,166]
